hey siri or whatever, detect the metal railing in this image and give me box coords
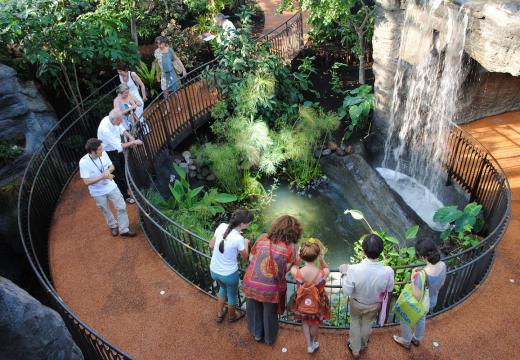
[125,9,511,329]
[16,12,304,359]
[17,76,132,359]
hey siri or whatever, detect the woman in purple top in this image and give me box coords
[393,238,447,349]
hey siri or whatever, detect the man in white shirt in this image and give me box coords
[339,234,394,359]
[79,138,136,237]
[213,13,236,44]
[97,109,143,203]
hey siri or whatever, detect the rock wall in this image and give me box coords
[0,277,83,359]
[0,64,56,285]
[372,0,520,149]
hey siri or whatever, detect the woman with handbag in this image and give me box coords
[393,238,446,349]
[154,36,187,102]
[242,215,302,345]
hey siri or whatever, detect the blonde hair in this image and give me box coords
[299,238,326,262]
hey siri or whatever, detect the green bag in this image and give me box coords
[392,270,429,327]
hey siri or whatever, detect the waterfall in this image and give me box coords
[382,0,469,196]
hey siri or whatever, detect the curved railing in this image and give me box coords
[17,75,133,359]
[16,13,305,359]
[125,10,511,329]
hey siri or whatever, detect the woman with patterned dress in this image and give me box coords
[289,238,331,354]
[242,215,302,345]
[154,36,187,96]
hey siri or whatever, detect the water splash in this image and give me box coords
[376,167,445,231]
[382,0,469,195]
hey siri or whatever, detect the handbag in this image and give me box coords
[378,269,393,326]
[392,270,430,328]
[269,240,287,315]
[170,49,184,75]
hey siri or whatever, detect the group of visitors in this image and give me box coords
[209,210,446,358]
[77,13,239,237]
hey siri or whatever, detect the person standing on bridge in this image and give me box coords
[97,109,143,204]
[79,138,136,237]
[339,234,394,359]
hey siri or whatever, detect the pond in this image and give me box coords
[261,181,370,268]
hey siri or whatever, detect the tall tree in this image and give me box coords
[0,0,138,108]
[278,0,374,84]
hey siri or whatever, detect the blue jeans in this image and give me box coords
[401,315,426,342]
[211,271,239,306]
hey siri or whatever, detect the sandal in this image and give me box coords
[216,307,228,323]
[393,335,411,350]
[228,311,245,323]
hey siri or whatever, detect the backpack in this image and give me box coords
[293,270,321,315]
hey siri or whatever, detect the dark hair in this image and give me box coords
[155,36,167,45]
[268,215,303,245]
[362,234,384,259]
[116,62,128,71]
[219,209,254,253]
[85,138,102,153]
[415,238,441,264]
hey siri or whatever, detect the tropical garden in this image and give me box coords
[1,0,492,328]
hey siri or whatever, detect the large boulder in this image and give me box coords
[0,64,57,271]
[320,153,430,242]
[0,277,83,359]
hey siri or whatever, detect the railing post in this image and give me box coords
[470,154,487,203]
[446,131,461,186]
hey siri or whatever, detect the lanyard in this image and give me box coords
[89,155,105,174]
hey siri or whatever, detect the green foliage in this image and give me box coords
[281,106,339,187]
[0,0,139,107]
[338,85,374,142]
[434,202,484,251]
[346,209,419,294]
[135,61,159,98]
[135,0,186,41]
[0,139,24,165]
[329,62,348,95]
[210,100,230,121]
[278,0,374,83]
[161,19,205,69]
[327,296,350,327]
[192,143,244,195]
[145,162,237,239]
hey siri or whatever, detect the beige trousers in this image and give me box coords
[349,298,381,353]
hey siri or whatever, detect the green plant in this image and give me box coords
[327,296,350,327]
[345,209,420,294]
[339,84,374,142]
[0,0,138,108]
[135,61,159,98]
[433,202,484,252]
[161,19,205,69]
[0,139,24,165]
[278,0,374,84]
[329,62,348,95]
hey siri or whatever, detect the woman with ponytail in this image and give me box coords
[209,209,254,323]
[393,238,447,349]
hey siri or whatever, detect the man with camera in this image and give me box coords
[79,138,136,237]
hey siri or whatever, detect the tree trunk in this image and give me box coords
[358,30,365,85]
[131,16,138,47]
